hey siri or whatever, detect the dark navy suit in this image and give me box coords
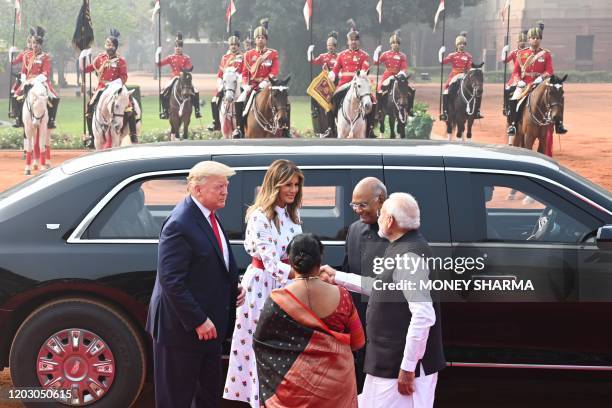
[146,196,239,408]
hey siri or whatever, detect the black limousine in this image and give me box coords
[1,139,611,406]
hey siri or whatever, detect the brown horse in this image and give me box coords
[169,70,194,141]
[245,77,291,138]
[513,75,567,154]
[445,63,484,142]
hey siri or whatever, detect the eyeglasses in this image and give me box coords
[349,199,376,210]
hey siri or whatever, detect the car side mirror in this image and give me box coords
[596,225,612,250]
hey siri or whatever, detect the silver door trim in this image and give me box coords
[448,362,612,371]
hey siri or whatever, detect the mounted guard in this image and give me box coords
[328,19,376,138]
[156,32,201,120]
[506,22,568,141]
[373,30,413,114]
[307,31,339,137]
[12,27,60,129]
[439,31,482,121]
[234,19,281,138]
[80,29,138,144]
[209,31,244,131]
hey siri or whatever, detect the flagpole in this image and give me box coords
[502,3,511,115]
[375,2,382,94]
[438,10,446,119]
[8,6,17,116]
[228,0,232,34]
[309,1,313,83]
[81,8,87,142]
[158,1,162,116]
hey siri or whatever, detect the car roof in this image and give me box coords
[61,139,559,174]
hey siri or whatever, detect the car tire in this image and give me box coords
[9,298,146,407]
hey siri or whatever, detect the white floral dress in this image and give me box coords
[223,206,302,407]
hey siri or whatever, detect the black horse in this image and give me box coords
[377,74,415,139]
[445,62,484,141]
[168,70,194,141]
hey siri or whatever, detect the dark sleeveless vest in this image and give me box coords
[364,229,446,378]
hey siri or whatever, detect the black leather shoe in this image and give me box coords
[48,120,56,129]
[195,110,202,119]
[475,112,484,119]
[507,125,517,136]
[439,113,448,121]
[159,111,169,120]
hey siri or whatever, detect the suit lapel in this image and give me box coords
[186,197,228,272]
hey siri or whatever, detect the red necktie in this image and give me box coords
[209,211,224,252]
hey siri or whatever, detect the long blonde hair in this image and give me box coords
[246,160,304,224]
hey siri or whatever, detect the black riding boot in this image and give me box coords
[48,98,60,129]
[208,99,220,131]
[440,94,449,121]
[555,120,568,134]
[128,112,138,143]
[85,104,95,149]
[12,97,24,128]
[233,101,244,138]
[192,92,202,118]
[366,104,377,139]
[160,92,169,119]
[325,111,336,138]
[507,99,518,136]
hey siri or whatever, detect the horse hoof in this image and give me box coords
[24,169,31,176]
[523,196,535,205]
[506,193,516,201]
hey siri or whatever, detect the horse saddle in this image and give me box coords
[243,88,261,117]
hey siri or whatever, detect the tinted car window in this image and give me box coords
[85,176,188,239]
[474,174,596,243]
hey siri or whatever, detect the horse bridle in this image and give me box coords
[527,81,562,127]
[95,93,124,135]
[391,77,412,124]
[222,74,238,118]
[460,70,481,116]
[252,85,289,134]
[341,77,370,129]
[173,76,192,116]
[24,85,48,123]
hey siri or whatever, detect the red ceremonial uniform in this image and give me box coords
[442,51,473,89]
[217,52,244,78]
[516,47,554,85]
[504,49,522,87]
[311,52,338,71]
[85,53,128,91]
[20,51,56,95]
[11,50,30,92]
[332,48,370,87]
[158,53,193,77]
[375,50,408,91]
[242,48,279,87]
[12,50,29,66]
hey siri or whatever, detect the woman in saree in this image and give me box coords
[254,233,365,407]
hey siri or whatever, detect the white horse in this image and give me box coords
[336,72,373,138]
[219,67,240,139]
[23,76,50,175]
[92,80,141,150]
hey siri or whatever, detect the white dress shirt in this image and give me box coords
[335,251,436,374]
[191,196,229,269]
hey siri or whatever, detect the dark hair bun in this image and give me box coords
[287,233,323,275]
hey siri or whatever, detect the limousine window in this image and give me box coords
[475,175,594,243]
[85,177,186,239]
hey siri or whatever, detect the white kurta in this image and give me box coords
[223,206,301,407]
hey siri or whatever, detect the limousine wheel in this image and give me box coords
[9,298,146,407]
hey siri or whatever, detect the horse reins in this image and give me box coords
[391,78,411,124]
[460,71,480,116]
[252,86,288,135]
[527,82,561,127]
[24,86,47,124]
[172,77,191,117]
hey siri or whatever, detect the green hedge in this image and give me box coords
[0,127,224,149]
